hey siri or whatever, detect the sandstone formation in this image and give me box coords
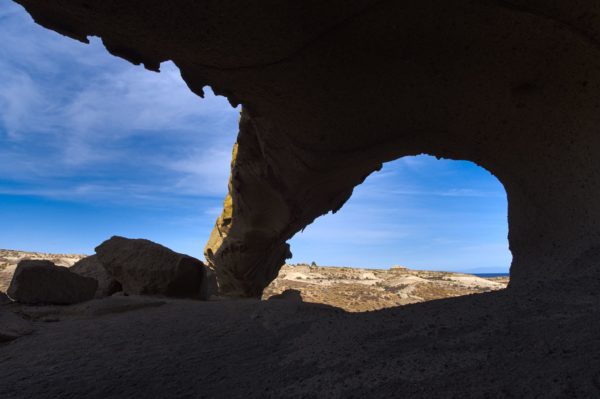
[70,255,122,298]
[204,142,238,269]
[13,0,600,297]
[95,236,209,300]
[8,260,97,305]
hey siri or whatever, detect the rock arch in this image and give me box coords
[14,0,600,296]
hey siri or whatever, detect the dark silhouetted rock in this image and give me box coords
[0,291,11,305]
[0,310,33,342]
[70,255,121,298]
[95,236,208,300]
[7,260,97,305]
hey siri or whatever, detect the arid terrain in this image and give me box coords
[1,250,507,311]
[263,264,507,311]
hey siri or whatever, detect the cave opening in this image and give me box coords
[265,155,511,311]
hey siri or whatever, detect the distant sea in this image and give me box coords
[473,273,510,278]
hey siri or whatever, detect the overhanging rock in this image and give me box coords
[14,0,600,296]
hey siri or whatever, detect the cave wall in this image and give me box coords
[14,0,600,296]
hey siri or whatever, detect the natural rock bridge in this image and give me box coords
[14,0,600,297]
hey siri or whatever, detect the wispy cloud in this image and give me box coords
[0,0,239,203]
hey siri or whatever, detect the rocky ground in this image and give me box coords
[2,281,599,398]
[1,250,507,311]
[2,249,599,398]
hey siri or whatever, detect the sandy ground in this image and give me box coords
[1,277,599,399]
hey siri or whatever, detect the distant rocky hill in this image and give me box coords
[0,250,507,311]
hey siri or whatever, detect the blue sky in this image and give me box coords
[0,1,511,272]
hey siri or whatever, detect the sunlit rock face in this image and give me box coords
[15,0,600,296]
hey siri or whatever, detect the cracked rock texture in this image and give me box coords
[13,0,600,298]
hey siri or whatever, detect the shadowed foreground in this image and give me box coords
[2,281,599,398]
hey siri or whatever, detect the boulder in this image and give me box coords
[0,310,33,342]
[7,260,98,305]
[95,236,208,300]
[70,255,121,298]
[0,291,11,305]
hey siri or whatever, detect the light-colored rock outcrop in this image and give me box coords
[204,142,238,270]
[8,260,97,305]
[95,236,209,300]
[14,0,600,297]
[70,255,121,298]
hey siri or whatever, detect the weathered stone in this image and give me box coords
[95,236,208,300]
[0,291,11,305]
[70,255,121,298]
[0,310,33,342]
[7,260,97,305]
[204,142,237,269]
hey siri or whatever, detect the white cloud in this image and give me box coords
[0,67,44,139]
[0,1,239,201]
[164,146,234,197]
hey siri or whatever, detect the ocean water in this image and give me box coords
[474,273,510,278]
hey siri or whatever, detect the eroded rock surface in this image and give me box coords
[70,255,121,298]
[0,310,33,342]
[8,260,97,305]
[13,0,600,298]
[95,236,209,300]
